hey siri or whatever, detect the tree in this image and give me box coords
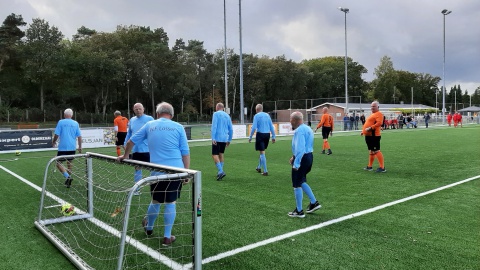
[22,18,64,111]
[0,13,26,72]
[371,55,398,103]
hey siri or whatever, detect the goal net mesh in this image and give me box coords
[35,152,201,270]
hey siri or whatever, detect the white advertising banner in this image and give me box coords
[81,128,116,148]
[232,125,247,139]
[278,122,294,135]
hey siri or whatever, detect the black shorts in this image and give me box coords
[116,132,127,146]
[212,142,227,155]
[291,153,313,188]
[150,172,182,203]
[131,152,150,162]
[365,136,381,151]
[321,127,332,139]
[57,151,76,161]
[255,132,270,151]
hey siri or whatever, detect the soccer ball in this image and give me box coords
[61,203,75,216]
[15,151,21,156]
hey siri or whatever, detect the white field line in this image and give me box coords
[0,165,186,270]
[3,163,479,269]
[183,174,480,268]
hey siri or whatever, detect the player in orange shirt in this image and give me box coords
[114,110,129,156]
[315,107,334,155]
[361,101,386,173]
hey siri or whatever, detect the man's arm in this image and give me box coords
[182,155,190,169]
[52,134,59,147]
[118,140,134,162]
[77,136,82,153]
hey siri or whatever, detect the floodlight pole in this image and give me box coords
[224,0,229,114]
[442,9,452,124]
[239,0,245,124]
[339,7,349,115]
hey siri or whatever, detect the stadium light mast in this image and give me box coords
[239,0,245,123]
[224,0,229,114]
[338,7,349,115]
[442,9,452,124]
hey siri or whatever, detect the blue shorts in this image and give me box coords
[291,153,313,188]
[212,142,227,155]
[255,132,270,151]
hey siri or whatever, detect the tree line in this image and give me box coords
[1,13,479,123]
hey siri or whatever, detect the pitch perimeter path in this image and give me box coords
[1,163,479,269]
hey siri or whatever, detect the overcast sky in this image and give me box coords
[2,0,479,93]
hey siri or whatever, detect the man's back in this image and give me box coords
[212,110,233,142]
[114,116,129,132]
[55,119,81,151]
[131,118,189,168]
[251,112,275,134]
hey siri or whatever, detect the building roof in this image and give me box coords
[312,102,437,111]
[458,106,480,112]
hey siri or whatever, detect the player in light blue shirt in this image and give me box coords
[211,103,233,180]
[249,104,276,176]
[288,111,321,218]
[124,103,154,194]
[51,108,82,188]
[118,102,190,246]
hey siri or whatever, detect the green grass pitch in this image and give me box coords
[0,125,478,270]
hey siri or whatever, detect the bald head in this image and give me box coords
[322,107,328,113]
[216,103,225,111]
[133,103,145,117]
[290,111,304,130]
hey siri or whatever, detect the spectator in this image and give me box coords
[424,113,431,128]
[343,114,349,131]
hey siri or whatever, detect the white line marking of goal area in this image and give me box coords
[0,165,185,270]
[190,174,480,267]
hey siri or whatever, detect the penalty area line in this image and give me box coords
[194,174,480,267]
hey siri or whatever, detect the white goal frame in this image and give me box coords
[34,152,202,270]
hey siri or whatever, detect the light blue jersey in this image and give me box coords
[249,112,276,139]
[130,118,189,168]
[125,114,154,153]
[211,110,233,143]
[292,123,314,169]
[54,119,81,151]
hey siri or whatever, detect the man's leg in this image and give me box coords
[143,201,161,235]
[212,155,222,174]
[163,203,176,238]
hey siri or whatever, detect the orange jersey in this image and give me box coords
[316,113,334,130]
[362,111,383,136]
[114,116,129,132]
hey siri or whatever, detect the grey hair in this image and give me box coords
[256,104,263,111]
[114,110,121,116]
[372,101,380,107]
[64,108,73,117]
[216,103,225,110]
[290,111,303,120]
[156,102,174,117]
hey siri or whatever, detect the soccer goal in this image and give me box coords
[34,152,202,270]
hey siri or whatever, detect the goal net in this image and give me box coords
[34,152,202,270]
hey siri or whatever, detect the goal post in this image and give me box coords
[34,152,202,270]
